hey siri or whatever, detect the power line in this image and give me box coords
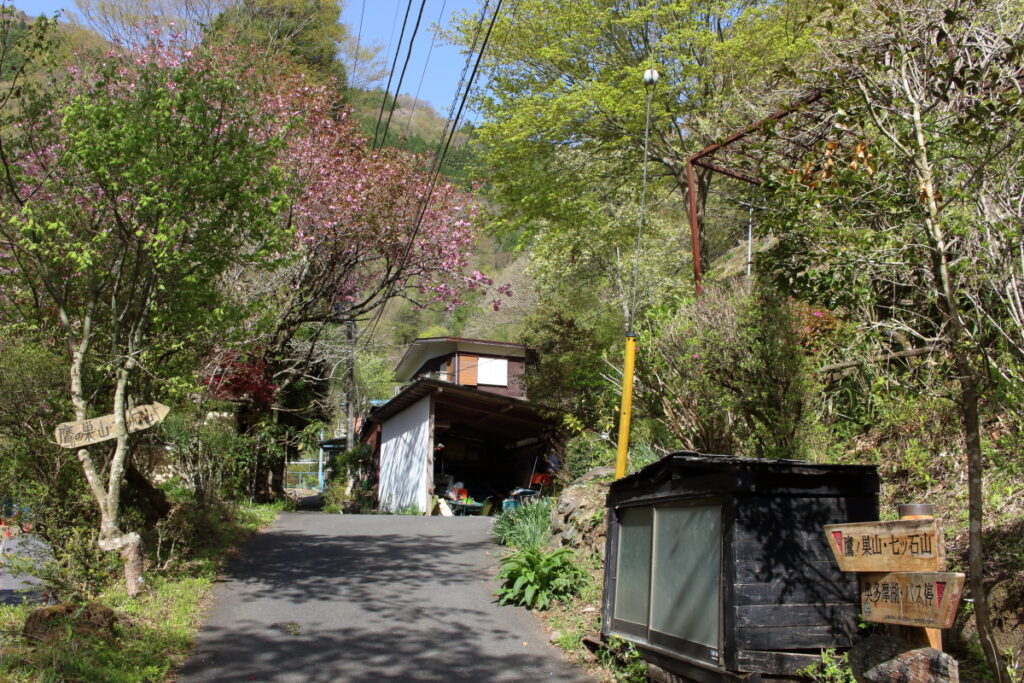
[362,0,503,343]
[403,0,448,139]
[399,0,506,284]
[373,0,415,148]
[350,0,366,88]
[377,0,431,149]
[428,0,500,185]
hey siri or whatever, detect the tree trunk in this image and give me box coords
[959,368,1007,683]
[119,533,144,597]
[900,70,1009,682]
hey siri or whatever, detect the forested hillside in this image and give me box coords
[0,0,1021,680]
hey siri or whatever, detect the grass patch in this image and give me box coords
[537,553,648,682]
[0,501,280,682]
[492,498,554,550]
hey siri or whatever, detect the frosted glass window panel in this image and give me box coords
[650,505,721,648]
[477,357,508,386]
[614,506,653,626]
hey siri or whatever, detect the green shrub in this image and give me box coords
[491,498,554,550]
[3,526,120,603]
[597,636,648,682]
[495,547,588,610]
[321,479,350,514]
[641,280,819,459]
[326,444,376,511]
[160,413,258,505]
[630,443,662,472]
[798,648,856,683]
[561,432,615,482]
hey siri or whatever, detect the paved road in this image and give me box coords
[0,533,47,605]
[177,513,594,682]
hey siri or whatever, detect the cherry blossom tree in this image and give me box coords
[206,79,502,496]
[0,37,290,594]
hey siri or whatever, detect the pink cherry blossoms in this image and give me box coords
[265,79,505,317]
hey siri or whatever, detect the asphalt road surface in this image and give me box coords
[0,533,47,605]
[177,513,594,682]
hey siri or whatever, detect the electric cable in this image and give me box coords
[403,0,449,140]
[378,0,431,149]
[350,0,366,88]
[361,0,501,345]
[373,0,415,148]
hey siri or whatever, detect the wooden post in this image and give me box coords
[900,503,943,651]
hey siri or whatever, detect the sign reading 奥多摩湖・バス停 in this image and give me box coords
[53,403,171,449]
[860,571,965,629]
[823,519,943,572]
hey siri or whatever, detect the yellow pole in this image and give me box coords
[615,336,637,479]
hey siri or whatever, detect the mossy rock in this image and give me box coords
[550,465,613,558]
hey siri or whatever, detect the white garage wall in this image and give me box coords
[378,396,432,513]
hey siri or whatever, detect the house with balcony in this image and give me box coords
[365,337,555,513]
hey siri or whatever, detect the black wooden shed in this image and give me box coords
[601,453,879,682]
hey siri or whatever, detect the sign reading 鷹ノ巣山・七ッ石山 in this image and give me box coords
[53,403,171,449]
[823,518,943,572]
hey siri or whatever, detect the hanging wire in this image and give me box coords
[378,0,431,148]
[403,0,449,139]
[360,0,501,347]
[626,2,661,335]
[374,0,415,148]
[350,0,366,88]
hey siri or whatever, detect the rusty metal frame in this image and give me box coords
[684,90,834,293]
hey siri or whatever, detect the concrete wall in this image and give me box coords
[378,396,432,513]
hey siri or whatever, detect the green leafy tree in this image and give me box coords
[450,0,820,267]
[0,38,290,594]
[758,0,1024,676]
[209,0,349,91]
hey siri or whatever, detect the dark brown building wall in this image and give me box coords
[477,356,526,399]
[411,353,527,399]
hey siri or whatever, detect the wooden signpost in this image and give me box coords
[824,510,964,649]
[53,402,171,449]
[860,571,965,629]
[824,518,944,572]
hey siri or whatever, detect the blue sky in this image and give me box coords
[11,0,482,114]
[341,0,479,114]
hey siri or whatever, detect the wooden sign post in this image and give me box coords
[823,518,944,572]
[54,403,171,449]
[860,571,965,629]
[824,504,963,651]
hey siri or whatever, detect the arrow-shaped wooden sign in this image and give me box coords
[824,518,944,572]
[54,402,171,449]
[860,571,965,629]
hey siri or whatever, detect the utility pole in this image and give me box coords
[346,320,356,451]
[614,334,637,479]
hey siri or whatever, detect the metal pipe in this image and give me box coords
[686,161,704,295]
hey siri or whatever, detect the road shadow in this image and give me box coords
[177,516,590,682]
[178,617,581,682]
